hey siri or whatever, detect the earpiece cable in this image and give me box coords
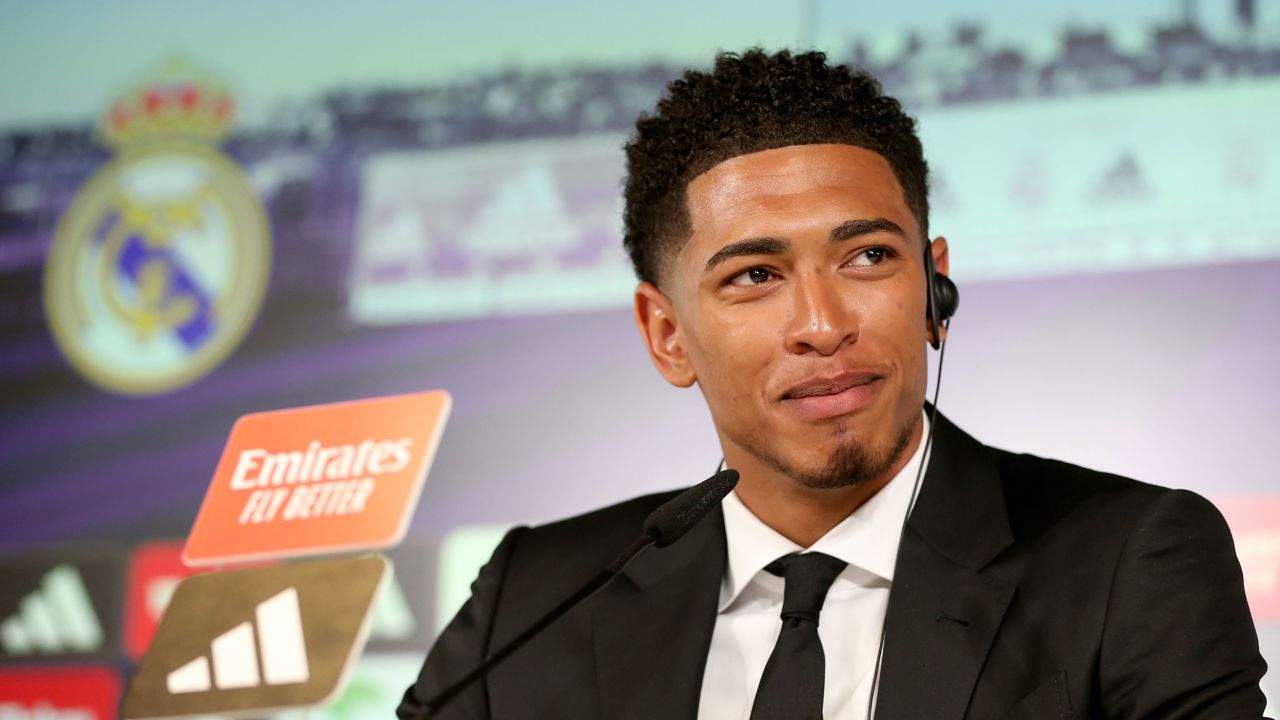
[865,317,949,719]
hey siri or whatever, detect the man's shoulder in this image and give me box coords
[993,446,1163,500]
[985,444,1224,545]
[934,414,1189,533]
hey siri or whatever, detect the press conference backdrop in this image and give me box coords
[1,0,1278,716]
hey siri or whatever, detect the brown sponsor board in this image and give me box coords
[123,555,388,718]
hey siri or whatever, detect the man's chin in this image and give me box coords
[758,423,915,491]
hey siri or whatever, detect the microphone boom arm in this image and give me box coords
[416,469,738,718]
[420,533,656,715]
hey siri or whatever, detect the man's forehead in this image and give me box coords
[681,144,918,247]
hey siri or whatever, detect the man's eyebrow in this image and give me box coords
[829,218,906,242]
[703,237,789,273]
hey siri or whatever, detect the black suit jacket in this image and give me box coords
[399,413,1269,719]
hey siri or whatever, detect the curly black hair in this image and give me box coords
[622,48,929,287]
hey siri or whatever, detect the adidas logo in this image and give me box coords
[0,564,104,655]
[167,587,310,694]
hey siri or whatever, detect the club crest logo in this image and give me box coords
[44,57,270,395]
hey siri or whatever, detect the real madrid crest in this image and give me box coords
[45,56,270,395]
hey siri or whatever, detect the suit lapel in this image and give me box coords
[873,531,1015,719]
[874,412,1017,720]
[592,503,725,720]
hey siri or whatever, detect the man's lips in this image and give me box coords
[780,372,883,420]
[782,371,881,399]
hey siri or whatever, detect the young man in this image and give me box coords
[399,49,1268,720]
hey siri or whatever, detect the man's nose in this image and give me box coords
[784,271,859,356]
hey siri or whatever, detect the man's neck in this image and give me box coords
[723,420,924,547]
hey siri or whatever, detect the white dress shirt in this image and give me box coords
[697,413,930,720]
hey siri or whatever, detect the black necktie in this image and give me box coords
[749,552,848,720]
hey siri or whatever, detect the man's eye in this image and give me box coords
[851,247,891,266]
[729,267,774,287]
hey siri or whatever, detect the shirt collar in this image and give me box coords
[718,411,931,612]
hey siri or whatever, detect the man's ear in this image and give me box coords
[928,236,951,346]
[931,235,950,277]
[634,281,697,388]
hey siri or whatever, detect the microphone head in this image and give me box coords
[643,469,739,548]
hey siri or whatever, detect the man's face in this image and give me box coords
[636,143,944,488]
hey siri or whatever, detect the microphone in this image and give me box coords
[644,468,739,548]
[417,468,739,717]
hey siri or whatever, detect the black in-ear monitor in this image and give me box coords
[924,246,959,350]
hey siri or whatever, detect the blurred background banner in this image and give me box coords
[0,0,1277,716]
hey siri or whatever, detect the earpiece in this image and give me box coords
[924,245,959,350]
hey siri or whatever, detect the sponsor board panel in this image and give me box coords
[184,391,450,566]
[0,549,123,665]
[124,555,388,718]
[0,665,121,719]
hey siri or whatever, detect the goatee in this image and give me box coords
[757,417,915,490]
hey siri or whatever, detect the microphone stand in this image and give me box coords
[419,533,655,716]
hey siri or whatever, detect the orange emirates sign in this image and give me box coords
[183,391,451,567]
